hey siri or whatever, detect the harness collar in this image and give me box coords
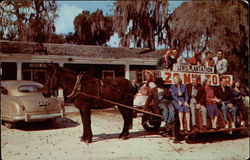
[67,72,85,99]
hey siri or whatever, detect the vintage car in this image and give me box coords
[1,80,65,128]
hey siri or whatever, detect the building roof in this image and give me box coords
[0,40,162,60]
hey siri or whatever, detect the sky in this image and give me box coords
[55,1,183,48]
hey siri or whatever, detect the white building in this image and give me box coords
[0,40,162,84]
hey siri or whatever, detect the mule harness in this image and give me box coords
[67,72,85,99]
[52,71,162,118]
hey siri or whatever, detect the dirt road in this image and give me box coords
[1,108,249,160]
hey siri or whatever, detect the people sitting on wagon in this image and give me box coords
[172,48,188,65]
[198,78,219,129]
[133,70,156,108]
[131,79,139,92]
[204,51,215,67]
[187,51,204,66]
[213,50,228,74]
[231,79,248,127]
[242,87,249,108]
[214,76,237,129]
[144,78,175,133]
[162,49,175,69]
[162,48,187,70]
[187,75,207,130]
[171,75,191,132]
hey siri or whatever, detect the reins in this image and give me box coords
[78,91,162,118]
[48,68,162,118]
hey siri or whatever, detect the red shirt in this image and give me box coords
[205,56,214,67]
[205,85,215,103]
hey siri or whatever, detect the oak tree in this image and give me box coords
[0,0,58,43]
[113,1,170,50]
[170,0,248,82]
[74,9,113,45]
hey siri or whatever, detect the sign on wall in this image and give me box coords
[160,71,233,86]
[29,63,47,68]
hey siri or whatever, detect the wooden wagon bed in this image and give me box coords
[180,126,248,135]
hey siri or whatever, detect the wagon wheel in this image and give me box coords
[4,121,15,129]
[141,113,161,131]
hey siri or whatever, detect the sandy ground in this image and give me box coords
[1,107,249,160]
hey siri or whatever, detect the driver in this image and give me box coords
[133,70,156,107]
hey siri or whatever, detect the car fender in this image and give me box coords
[1,95,25,121]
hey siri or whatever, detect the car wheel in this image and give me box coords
[5,122,15,129]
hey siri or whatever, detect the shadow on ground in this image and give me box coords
[184,130,249,144]
[92,130,167,143]
[7,118,80,131]
[92,128,249,144]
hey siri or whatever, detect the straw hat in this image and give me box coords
[144,70,154,77]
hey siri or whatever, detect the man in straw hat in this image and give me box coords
[133,70,156,107]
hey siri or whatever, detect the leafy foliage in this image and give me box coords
[170,1,248,54]
[0,0,58,43]
[74,9,113,45]
[170,0,248,82]
[113,1,170,50]
[64,32,78,44]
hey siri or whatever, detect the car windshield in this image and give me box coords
[18,85,43,93]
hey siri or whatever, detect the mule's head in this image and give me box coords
[43,62,60,98]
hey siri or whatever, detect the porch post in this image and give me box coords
[17,62,22,80]
[125,64,130,80]
[58,62,64,102]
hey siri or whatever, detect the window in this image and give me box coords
[18,85,43,93]
[22,63,47,84]
[102,70,114,79]
[1,62,17,80]
[22,69,32,81]
[34,70,46,84]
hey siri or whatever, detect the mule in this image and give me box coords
[43,63,136,144]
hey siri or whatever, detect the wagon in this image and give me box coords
[138,104,248,138]
[133,64,249,140]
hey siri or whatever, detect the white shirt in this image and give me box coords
[148,81,156,88]
[133,81,156,107]
[213,57,228,74]
[177,56,187,64]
